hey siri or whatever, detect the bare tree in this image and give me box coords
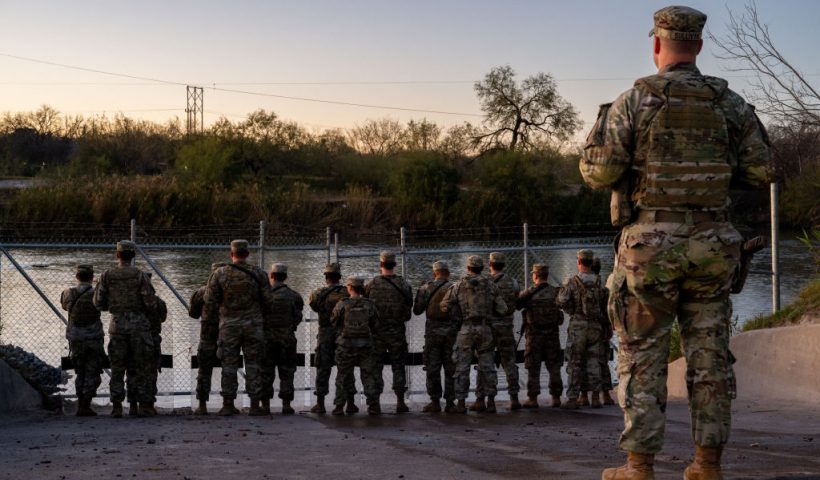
[404,119,442,151]
[347,118,404,156]
[709,2,820,128]
[474,65,580,151]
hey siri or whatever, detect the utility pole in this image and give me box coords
[186,86,204,135]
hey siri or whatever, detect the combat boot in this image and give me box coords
[139,402,157,417]
[486,396,497,413]
[422,399,441,413]
[248,399,267,416]
[345,396,359,414]
[193,400,208,415]
[367,401,381,416]
[261,399,271,414]
[76,396,96,417]
[578,391,590,407]
[683,446,723,480]
[601,452,655,480]
[310,395,326,414]
[395,395,409,414]
[591,391,603,409]
[444,400,456,413]
[522,395,539,409]
[331,404,345,415]
[129,402,139,416]
[603,390,616,406]
[470,397,487,412]
[509,393,522,411]
[550,396,562,408]
[281,400,295,415]
[111,401,123,418]
[218,398,237,416]
[561,397,579,410]
[454,399,467,414]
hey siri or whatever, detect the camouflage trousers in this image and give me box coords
[262,327,297,401]
[218,320,265,400]
[453,324,497,400]
[423,327,456,401]
[608,219,740,454]
[475,319,520,396]
[128,332,161,404]
[196,321,220,401]
[581,339,613,392]
[524,328,563,398]
[372,328,408,396]
[334,343,379,406]
[315,326,356,403]
[565,319,603,398]
[109,330,155,403]
[69,338,105,397]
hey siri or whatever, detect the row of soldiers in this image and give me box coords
[62,238,613,417]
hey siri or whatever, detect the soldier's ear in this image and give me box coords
[653,36,661,55]
[696,39,703,55]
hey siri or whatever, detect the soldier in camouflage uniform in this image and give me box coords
[440,255,508,414]
[188,263,224,415]
[308,263,356,414]
[579,257,616,407]
[557,250,606,410]
[331,277,381,415]
[413,261,456,413]
[580,6,770,479]
[473,252,521,411]
[515,264,564,409]
[127,275,166,416]
[365,251,413,414]
[93,240,161,418]
[61,264,105,417]
[261,263,304,415]
[204,239,275,416]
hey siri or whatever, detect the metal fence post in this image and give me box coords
[400,227,407,277]
[130,218,137,266]
[259,220,267,270]
[326,227,332,265]
[334,233,339,264]
[523,223,529,289]
[771,182,781,313]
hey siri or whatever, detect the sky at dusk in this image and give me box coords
[1,0,818,140]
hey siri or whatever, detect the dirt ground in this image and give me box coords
[1,398,818,480]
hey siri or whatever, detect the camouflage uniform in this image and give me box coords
[413,265,456,402]
[128,294,166,404]
[516,269,564,400]
[204,242,274,402]
[188,264,223,402]
[93,242,160,405]
[557,258,606,400]
[365,252,412,398]
[440,256,508,401]
[580,282,614,395]
[60,267,104,399]
[331,280,381,407]
[262,266,304,403]
[580,5,769,455]
[308,268,356,404]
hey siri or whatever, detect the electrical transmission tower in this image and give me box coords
[186,86,204,135]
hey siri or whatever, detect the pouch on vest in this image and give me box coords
[342,302,371,339]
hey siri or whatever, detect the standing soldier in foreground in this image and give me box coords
[188,263,224,415]
[366,251,413,414]
[308,263,356,414]
[61,264,105,417]
[557,249,605,410]
[204,239,274,416]
[580,6,770,478]
[93,240,160,417]
[515,264,564,409]
[413,261,456,413]
[331,277,381,415]
[472,252,521,411]
[261,263,304,415]
[440,255,507,414]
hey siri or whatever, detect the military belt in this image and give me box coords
[637,210,725,224]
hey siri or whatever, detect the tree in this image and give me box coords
[348,118,404,156]
[404,119,441,151]
[474,65,580,151]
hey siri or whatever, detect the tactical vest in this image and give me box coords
[69,285,100,328]
[222,266,261,311]
[635,74,731,211]
[368,275,411,324]
[341,299,372,339]
[319,285,348,326]
[524,285,562,330]
[460,276,492,321]
[493,273,519,317]
[267,285,297,328]
[572,275,604,323]
[425,280,452,322]
[106,266,144,314]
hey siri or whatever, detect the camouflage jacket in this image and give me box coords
[265,282,304,334]
[188,285,219,325]
[93,264,159,334]
[516,282,563,332]
[580,63,769,207]
[308,283,349,328]
[440,273,507,325]
[557,272,606,326]
[61,282,103,341]
[365,274,413,331]
[330,296,381,347]
[491,272,520,319]
[204,261,274,327]
[413,278,455,334]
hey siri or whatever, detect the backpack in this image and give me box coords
[573,276,604,322]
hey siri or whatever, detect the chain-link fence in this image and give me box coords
[0,221,782,409]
